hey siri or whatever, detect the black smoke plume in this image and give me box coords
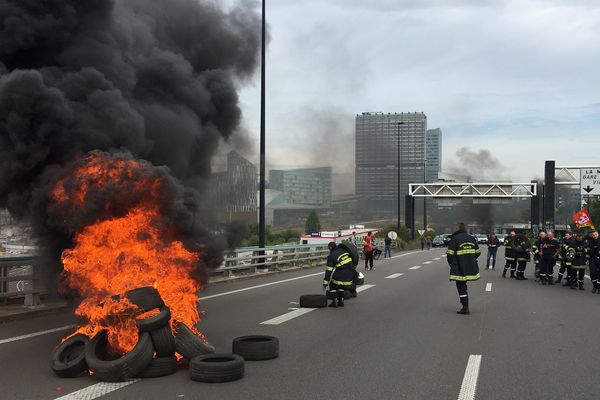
[0,0,261,291]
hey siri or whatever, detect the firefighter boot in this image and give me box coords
[579,281,584,291]
[457,297,470,315]
[547,276,555,285]
[337,296,344,307]
[592,283,598,294]
[328,298,338,308]
[518,271,528,280]
[540,276,547,285]
[510,269,516,279]
[570,279,577,290]
[502,268,508,278]
[557,274,563,284]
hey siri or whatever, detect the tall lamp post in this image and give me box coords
[396,121,405,229]
[258,0,266,260]
[423,157,428,230]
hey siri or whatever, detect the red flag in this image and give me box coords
[572,208,595,229]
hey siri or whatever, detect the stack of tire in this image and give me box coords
[52,286,214,381]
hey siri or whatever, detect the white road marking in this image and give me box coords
[485,283,492,292]
[434,257,441,260]
[457,355,482,400]
[54,380,139,400]
[261,308,316,325]
[391,251,419,259]
[0,325,75,346]
[409,266,421,270]
[385,273,404,279]
[201,272,323,300]
[423,261,433,265]
[356,284,376,292]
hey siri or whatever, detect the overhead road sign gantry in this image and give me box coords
[408,182,537,198]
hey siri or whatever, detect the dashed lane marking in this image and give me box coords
[356,284,376,293]
[457,355,482,400]
[391,251,420,259]
[434,257,441,260]
[423,261,433,265]
[409,266,421,270]
[261,308,316,325]
[385,273,404,279]
[485,283,492,292]
[200,272,323,300]
[54,380,139,400]
[0,325,75,346]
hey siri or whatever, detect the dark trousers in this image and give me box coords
[504,259,516,272]
[384,245,392,258]
[558,260,568,280]
[487,249,497,268]
[590,259,600,286]
[456,281,468,307]
[517,259,527,273]
[328,283,345,300]
[364,251,374,269]
[568,268,586,285]
[540,257,556,279]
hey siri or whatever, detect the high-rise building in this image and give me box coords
[211,151,257,222]
[269,167,332,207]
[355,112,427,218]
[426,128,442,182]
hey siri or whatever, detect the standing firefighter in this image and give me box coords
[513,233,531,280]
[540,231,560,285]
[503,230,517,278]
[447,222,481,315]
[568,233,588,290]
[323,242,356,308]
[557,231,574,285]
[532,231,546,281]
[587,230,600,294]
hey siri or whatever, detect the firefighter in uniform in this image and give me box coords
[513,233,531,280]
[587,230,600,294]
[557,231,574,285]
[502,230,517,278]
[568,233,587,290]
[446,222,480,315]
[532,231,546,281]
[323,242,356,308]
[540,231,560,285]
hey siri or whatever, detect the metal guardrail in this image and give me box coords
[0,254,45,305]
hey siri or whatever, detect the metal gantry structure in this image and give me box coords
[408,182,537,198]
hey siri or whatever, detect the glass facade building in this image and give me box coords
[426,128,442,182]
[269,167,332,207]
[355,112,427,218]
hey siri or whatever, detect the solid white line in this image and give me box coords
[356,284,376,292]
[0,325,75,346]
[54,380,139,400]
[485,283,492,292]
[423,261,433,265]
[201,272,323,300]
[391,251,419,259]
[409,266,421,270]
[458,355,482,400]
[385,273,404,279]
[260,308,316,325]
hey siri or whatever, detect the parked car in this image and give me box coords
[442,234,452,246]
[475,234,488,244]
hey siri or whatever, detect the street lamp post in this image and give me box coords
[423,157,427,230]
[396,122,405,229]
[258,0,266,262]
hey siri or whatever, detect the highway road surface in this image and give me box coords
[1,248,599,400]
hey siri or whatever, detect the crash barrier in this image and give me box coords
[215,244,330,278]
[0,255,45,306]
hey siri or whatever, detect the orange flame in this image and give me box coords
[55,153,204,355]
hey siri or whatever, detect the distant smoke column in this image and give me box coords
[0,0,261,289]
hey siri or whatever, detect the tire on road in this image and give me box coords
[174,322,215,360]
[125,287,164,312]
[51,333,89,378]
[189,353,244,383]
[85,331,154,382]
[150,323,176,357]
[134,356,178,378]
[136,307,171,332]
[232,335,279,361]
[299,294,327,308]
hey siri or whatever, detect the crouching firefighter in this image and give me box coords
[568,233,588,290]
[323,242,356,308]
[447,222,481,315]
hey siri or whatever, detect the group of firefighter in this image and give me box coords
[496,229,600,292]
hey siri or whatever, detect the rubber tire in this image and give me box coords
[125,287,164,311]
[189,353,244,383]
[150,324,176,357]
[85,331,154,382]
[51,334,89,378]
[299,294,327,308]
[174,323,215,360]
[134,356,178,378]
[232,335,279,361]
[136,307,171,332]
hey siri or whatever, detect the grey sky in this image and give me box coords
[224,0,600,192]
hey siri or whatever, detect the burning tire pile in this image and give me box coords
[52,286,279,383]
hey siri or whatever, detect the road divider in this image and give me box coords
[457,354,482,400]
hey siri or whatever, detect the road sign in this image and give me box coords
[387,231,398,240]
[580,168,600,195]
[417,229,426,236]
